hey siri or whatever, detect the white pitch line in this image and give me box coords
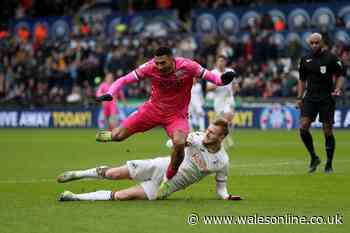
[237,171,300,176]
[237,170,349,176]
[0,178,56,184]
[232,161,303,168]
[231,159,350,168]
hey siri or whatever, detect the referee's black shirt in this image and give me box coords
[298,50,345,98]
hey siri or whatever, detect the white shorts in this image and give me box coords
[126,156,170,200]
[189,102,204,115]
[214,98,234,115]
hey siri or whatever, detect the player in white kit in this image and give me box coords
[189,78,205,131]
[57,118,241,201]
[207,55,238,148]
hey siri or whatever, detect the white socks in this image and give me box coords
[74,190,112,201]
[75,168,99,178]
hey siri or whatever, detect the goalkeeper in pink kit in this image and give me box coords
[96,72,126,130]
[95,47,236,194]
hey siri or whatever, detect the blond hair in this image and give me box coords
[213,118,229,137]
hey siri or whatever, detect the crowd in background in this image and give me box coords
[0,0,349,107]
[2,0,347,19]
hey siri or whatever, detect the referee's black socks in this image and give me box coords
[325,134,335,165]
[300,128,317,159]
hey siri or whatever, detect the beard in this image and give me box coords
[203,138,216,146]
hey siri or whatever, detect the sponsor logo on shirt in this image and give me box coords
[175,69,184,78]
[191,153,208,171]
[159,78,184,89]
[130,162,138,169]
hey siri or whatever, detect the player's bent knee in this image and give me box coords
[299,118,312,130]
[112,191,130,200]
[299,122,310,130]
[105,166,129,180]
[324,131,333,137]
[105,169,119,179]
[112,190,137,200]
[172,133,186,147]
[172,140,186,149]
[322,125,333,137]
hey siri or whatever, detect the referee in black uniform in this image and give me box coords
[297,33,345,173]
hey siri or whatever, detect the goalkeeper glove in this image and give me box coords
[220,71,237,85]
[96,94,113,102]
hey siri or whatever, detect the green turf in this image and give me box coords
[0,128,349,233]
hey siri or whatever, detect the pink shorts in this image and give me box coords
[122,103,189,138]
[102,102,117,118]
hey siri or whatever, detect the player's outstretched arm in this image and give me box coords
[96,72,139,102]
[216,180,242,201]
[95,83,113,102]
[216,165,242,201]
[96,94,113,102]
[221,71,237,85]
[202,69,237,86]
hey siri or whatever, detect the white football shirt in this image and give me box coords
[168,132,229,194]
[207,68,235,113]
[190,82,204,114]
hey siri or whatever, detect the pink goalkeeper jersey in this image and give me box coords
[134,57,204,115]
[107,57,223,117]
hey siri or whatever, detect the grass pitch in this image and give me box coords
[0,128,349,233]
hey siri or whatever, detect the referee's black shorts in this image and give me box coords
[300,96,335,123]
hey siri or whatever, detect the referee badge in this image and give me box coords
[320,66,326,74]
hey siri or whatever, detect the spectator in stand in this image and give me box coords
[274,16,285,32]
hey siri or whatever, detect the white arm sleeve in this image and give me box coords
[215,163,229,199]
[216,181,229,200]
